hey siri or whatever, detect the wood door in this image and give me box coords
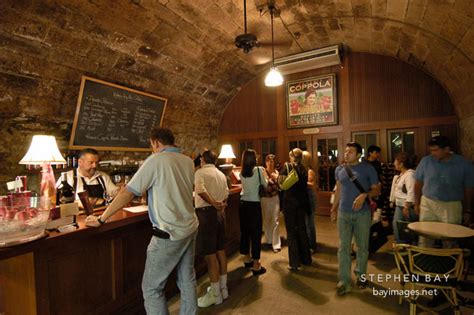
[312,134,342,216]
[285,135,312,160]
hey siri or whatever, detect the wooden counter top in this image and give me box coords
[0,185,242,315]
[0,208,149,261]
[0,185,241,261]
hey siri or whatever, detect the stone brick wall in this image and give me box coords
[1,0,473,194]
[0,1,260,194]
[460,116,474,160]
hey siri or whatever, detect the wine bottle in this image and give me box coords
[66,152,72,168]
[72,155,78,168]
[40,164,57,208]
[56,172,75,205]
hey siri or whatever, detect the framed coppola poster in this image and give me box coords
[286,74,337,128]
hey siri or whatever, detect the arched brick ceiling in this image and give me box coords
[0,0,472,146]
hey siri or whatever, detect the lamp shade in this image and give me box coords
[264,67,283,87]
[19,135,66,165]
[218,144,236,159]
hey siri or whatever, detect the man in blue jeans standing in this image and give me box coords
[86,127,199,314]
[331,142,379,295]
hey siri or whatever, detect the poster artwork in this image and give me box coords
[286,74,337,128]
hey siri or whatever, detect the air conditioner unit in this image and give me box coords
[274,45,341,75]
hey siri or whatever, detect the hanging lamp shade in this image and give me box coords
[265,67,283,86]
[264,6,283,87]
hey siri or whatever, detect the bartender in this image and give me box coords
[58,148,118,207]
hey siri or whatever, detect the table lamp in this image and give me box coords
[218,144,236,188]
[19,135,66,209]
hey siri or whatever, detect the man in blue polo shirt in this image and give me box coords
[86,127,198,314]
[414,136,473,248]
[331,142,380,295]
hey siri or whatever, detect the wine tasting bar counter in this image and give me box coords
[0,186,242,315]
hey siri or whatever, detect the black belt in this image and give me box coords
[152,227,170,239]
[196,206,214,211]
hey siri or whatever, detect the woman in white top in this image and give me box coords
[239,149,268,276]
[260,154,281,252]
[390,152,418,243]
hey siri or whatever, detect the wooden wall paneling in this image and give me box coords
[112,238,121,300]
[258,84,278,132]
[275,83,287,161]
[224,190,242,254]
[220,78,278,135]
[348,116,458,132]
[34,249,50,315]
[220,53,457,142]
[46,238,114,315]
[417,126,428,162]
[0,253,37,315]
[379,128,388,163]
[218,52,459,215]
[121,223,151,294]
[348,53,361,124]
[348,53,455,124]
[339,54,351,149]
[424,124,459,153]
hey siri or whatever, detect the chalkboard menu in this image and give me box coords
[69,76,167,151]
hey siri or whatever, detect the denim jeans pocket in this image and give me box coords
[147,236,160,252]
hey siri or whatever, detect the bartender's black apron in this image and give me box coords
[74,175,106,206]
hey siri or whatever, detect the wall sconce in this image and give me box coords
[19,135,66,209]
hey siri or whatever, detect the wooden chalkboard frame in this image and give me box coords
[69,76,167,152]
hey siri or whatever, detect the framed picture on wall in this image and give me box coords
[286,74,337,128]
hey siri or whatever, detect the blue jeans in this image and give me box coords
[337,209,371,287]
[142,231,197,315]
[392,205,418,243]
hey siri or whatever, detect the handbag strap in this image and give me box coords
[257,167,262,185]
[344,166,367,194]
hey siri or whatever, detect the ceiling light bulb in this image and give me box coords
[264,67,283,87]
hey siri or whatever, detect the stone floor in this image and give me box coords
[168,215,474,315]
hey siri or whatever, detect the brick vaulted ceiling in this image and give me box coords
[0,0,473,153]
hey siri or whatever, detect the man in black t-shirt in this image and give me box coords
[365,145,382,179]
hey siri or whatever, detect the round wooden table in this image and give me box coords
[408,221,474,240]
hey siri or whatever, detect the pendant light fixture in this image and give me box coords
[264,6,283,87]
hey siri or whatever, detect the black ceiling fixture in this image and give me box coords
[235,0,258,53]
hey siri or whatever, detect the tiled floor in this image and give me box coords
[168,215,474,315]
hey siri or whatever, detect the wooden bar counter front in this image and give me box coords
[0,186,241,315]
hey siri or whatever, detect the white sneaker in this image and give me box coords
[221,286,229,300]
[198,286,223,308]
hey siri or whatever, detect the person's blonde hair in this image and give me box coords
[301,150,315,170]
[289,148,303,163]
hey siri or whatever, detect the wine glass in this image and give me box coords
[103,191,113,205]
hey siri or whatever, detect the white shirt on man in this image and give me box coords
[194,164,229,209]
